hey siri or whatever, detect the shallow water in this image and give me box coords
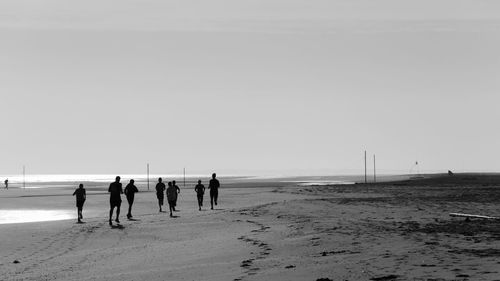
[0,174,230,184]
[0,210,74,224]
[288,180,355,186]
[0,174,358,224]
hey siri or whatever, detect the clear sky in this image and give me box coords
[1,0,500,175]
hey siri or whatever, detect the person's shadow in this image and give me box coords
[111,224,125,229]
[170,215,180,218]
[127,218,140,221]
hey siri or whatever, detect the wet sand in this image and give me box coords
[0,174,499,280]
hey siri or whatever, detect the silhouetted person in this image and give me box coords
[155,178,166,212]
[124,179,139,219]
[73,183,86,223]
[194,180,205,211]
[208,173,220,210]
[108,176,123,225]
[166,182,177,217]
[4,179,8,190]
[172,180,181,211]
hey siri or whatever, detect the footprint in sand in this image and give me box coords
[240,259,253,268]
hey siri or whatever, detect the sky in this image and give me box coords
[1,0,500,175]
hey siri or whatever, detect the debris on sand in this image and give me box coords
[320,250,360,256]
[13,260,20,264]
[285,265,295,269]
[240,259,253,268]
[316,278,333,281]
[370,275,399,281]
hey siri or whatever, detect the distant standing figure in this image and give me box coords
[155,178,166,212]
[73,183,86,223]
[172,180,181,211]
[108,176,123,225]
[208,173,220,210]
[166,182,177,217]
[194,180,205,211]
[4,179,8,190]
[124,179,139,219]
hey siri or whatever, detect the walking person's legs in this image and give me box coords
[109,206,114,225]
[210,191,214,210]
[127,196,133,218]
[158,197,163,212]
[169,201,174,217]
[197,195,203,210]
[115,203,121,223]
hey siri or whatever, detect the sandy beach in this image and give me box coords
[0,174,499,281]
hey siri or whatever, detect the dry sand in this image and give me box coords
[1,175,500,280]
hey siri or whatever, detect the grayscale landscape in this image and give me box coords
[1,1,500,280]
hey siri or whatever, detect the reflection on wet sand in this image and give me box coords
[0,210,73,224]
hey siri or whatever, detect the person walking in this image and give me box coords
[194,180,205,211]
[208,173,220,210]
[124,179,139,219]
[108,176,123,225]
[4,178,8,190]
[72,183,86,223]
[155,178,166,212]
[172,180,181,211]
[166,182,177,217]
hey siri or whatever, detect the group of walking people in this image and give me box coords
[154,178,180,216]
[72,173,220,225]
[192,173,220,211]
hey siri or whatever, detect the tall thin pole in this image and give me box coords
[183,168,185,188]
[23,165,25,189]
[147,163,150,191]
[364,151,367,183]
[373,154,376,183]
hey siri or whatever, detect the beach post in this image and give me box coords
[364,151,367,183]
[147,163,150,191]
[373,154,376,183]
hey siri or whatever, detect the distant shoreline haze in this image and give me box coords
[1,171,499,186]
